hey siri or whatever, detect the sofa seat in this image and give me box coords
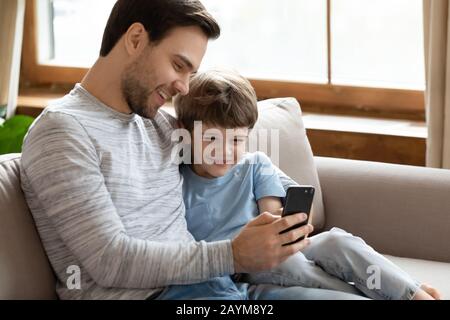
[384,255,450,299]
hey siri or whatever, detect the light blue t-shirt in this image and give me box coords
[181,152,287,242]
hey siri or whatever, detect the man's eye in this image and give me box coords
[174,63,182,71]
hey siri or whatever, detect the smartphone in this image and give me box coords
[280,185,315,245]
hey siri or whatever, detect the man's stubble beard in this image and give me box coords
[121,54,158,119]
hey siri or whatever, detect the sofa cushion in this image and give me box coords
[0,154,56,299]
[384,255,450,300]
[253,98,325,229]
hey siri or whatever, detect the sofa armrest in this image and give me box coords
[315,156,450,263]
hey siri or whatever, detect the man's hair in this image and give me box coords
[174,69,258,132]
[100,0,220,57]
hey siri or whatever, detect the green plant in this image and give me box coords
[0,115,35,155]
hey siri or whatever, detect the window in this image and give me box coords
[36,0,116,67]
[201,0,425,90]
[201,0,328,84]
[331,0,424,90]
[22,0,425,116]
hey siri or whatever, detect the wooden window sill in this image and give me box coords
[17,93,427,139]
[301,113,426,139]
[17,92,426,166]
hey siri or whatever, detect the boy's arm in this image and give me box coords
[253,152,287,215]
[257,197,283,215]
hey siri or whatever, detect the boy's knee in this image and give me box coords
[321,228,359,251]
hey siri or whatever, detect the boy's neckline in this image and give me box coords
[191,164,217,179]
[184,153,253,184]
[186,164,239,185]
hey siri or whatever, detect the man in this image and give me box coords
[20,0,362,300]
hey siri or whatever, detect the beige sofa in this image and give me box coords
[2,154,450,299]
[1,99,449,299]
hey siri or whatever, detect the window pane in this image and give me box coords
[331,0,425,90]
[38,0,115,67]
[37,0,424,91]
[201,0,328,83]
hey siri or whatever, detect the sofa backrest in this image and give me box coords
[0,154,56,299]
[254,98,325,229]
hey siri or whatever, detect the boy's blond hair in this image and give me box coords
[174,69,258,132]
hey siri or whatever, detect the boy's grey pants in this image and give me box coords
[241,228,421,300]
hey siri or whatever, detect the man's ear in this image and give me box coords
[124,23,148,56]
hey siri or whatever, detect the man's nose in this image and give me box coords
[174,77,190,96]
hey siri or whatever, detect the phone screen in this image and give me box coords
[280,186,315,244]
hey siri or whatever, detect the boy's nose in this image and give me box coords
[225,143,234,157]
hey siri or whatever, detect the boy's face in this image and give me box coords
[193,124,250,179]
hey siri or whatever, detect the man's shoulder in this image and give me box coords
[30,85,123,138]
[153,109,178,134]
[28,108,83,137]
[22,93,99,156]
[44,90,104,121]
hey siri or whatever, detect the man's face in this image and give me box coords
[121,26,208,119]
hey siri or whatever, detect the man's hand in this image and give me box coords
[231,209,313,273]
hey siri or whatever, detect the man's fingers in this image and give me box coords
[278,224,314,246]
[273,213,308,233]
[247,212,279,227]
[280,238,311,258]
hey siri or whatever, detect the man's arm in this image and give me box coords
[230,152,313,273]
[231,211,312,273]
[22,115,312,285]
[258,195,314,229]
[21,112,234,289]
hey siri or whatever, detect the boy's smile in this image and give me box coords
[191,124,249,179]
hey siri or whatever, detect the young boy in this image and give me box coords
[173,69,441,300]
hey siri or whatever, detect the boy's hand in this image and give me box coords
[231,210,313,273]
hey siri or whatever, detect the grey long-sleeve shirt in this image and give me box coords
[20,84,234,300]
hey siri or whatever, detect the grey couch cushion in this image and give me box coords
[0,154,56,299]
